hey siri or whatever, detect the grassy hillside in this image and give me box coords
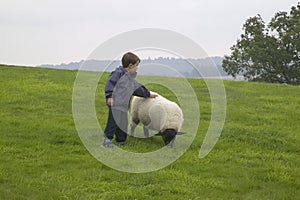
[0,65,299,199]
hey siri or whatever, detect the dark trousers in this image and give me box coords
[104,106,128,142]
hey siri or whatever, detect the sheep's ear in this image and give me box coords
[177,132,186,135]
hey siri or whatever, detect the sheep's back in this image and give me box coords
[131,95,183,132]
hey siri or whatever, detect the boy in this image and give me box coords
[102,52,157,147]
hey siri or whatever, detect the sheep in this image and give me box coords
[130,94,184,146]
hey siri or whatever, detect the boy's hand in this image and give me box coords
[149,92,158,98]
[107,98,114,106]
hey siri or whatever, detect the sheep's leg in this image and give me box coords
[130,122,137,136]
[143,126,149,138]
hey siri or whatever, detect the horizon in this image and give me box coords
[38,55,224,67]
[0,54,225,67]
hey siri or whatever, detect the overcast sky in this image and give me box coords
[0,0,298,66]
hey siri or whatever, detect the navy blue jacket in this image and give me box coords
[105,66,150,111]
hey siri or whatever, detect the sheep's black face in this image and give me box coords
[161,129,177,145]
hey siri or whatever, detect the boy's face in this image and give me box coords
[127,61,139,74]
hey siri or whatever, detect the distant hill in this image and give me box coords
[38,57,227,78]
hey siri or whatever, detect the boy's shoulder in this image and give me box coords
[111,66,126,76]
[108,66,126,81]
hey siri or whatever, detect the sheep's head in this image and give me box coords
[155,129,177,145]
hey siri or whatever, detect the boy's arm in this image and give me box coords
[133,82,157,98]
[133,84,150,97]
[105,71,120,99]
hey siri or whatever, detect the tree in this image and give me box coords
[222,4,300,85]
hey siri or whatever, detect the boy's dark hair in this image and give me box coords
[122,52,140,68]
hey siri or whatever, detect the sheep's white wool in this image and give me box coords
[131,94,183,132]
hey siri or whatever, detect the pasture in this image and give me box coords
[0,65,299,199]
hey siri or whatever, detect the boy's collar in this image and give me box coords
[119,66,137,78]
[119,65,126,72]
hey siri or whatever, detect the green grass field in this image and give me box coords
[0,65,299,199]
